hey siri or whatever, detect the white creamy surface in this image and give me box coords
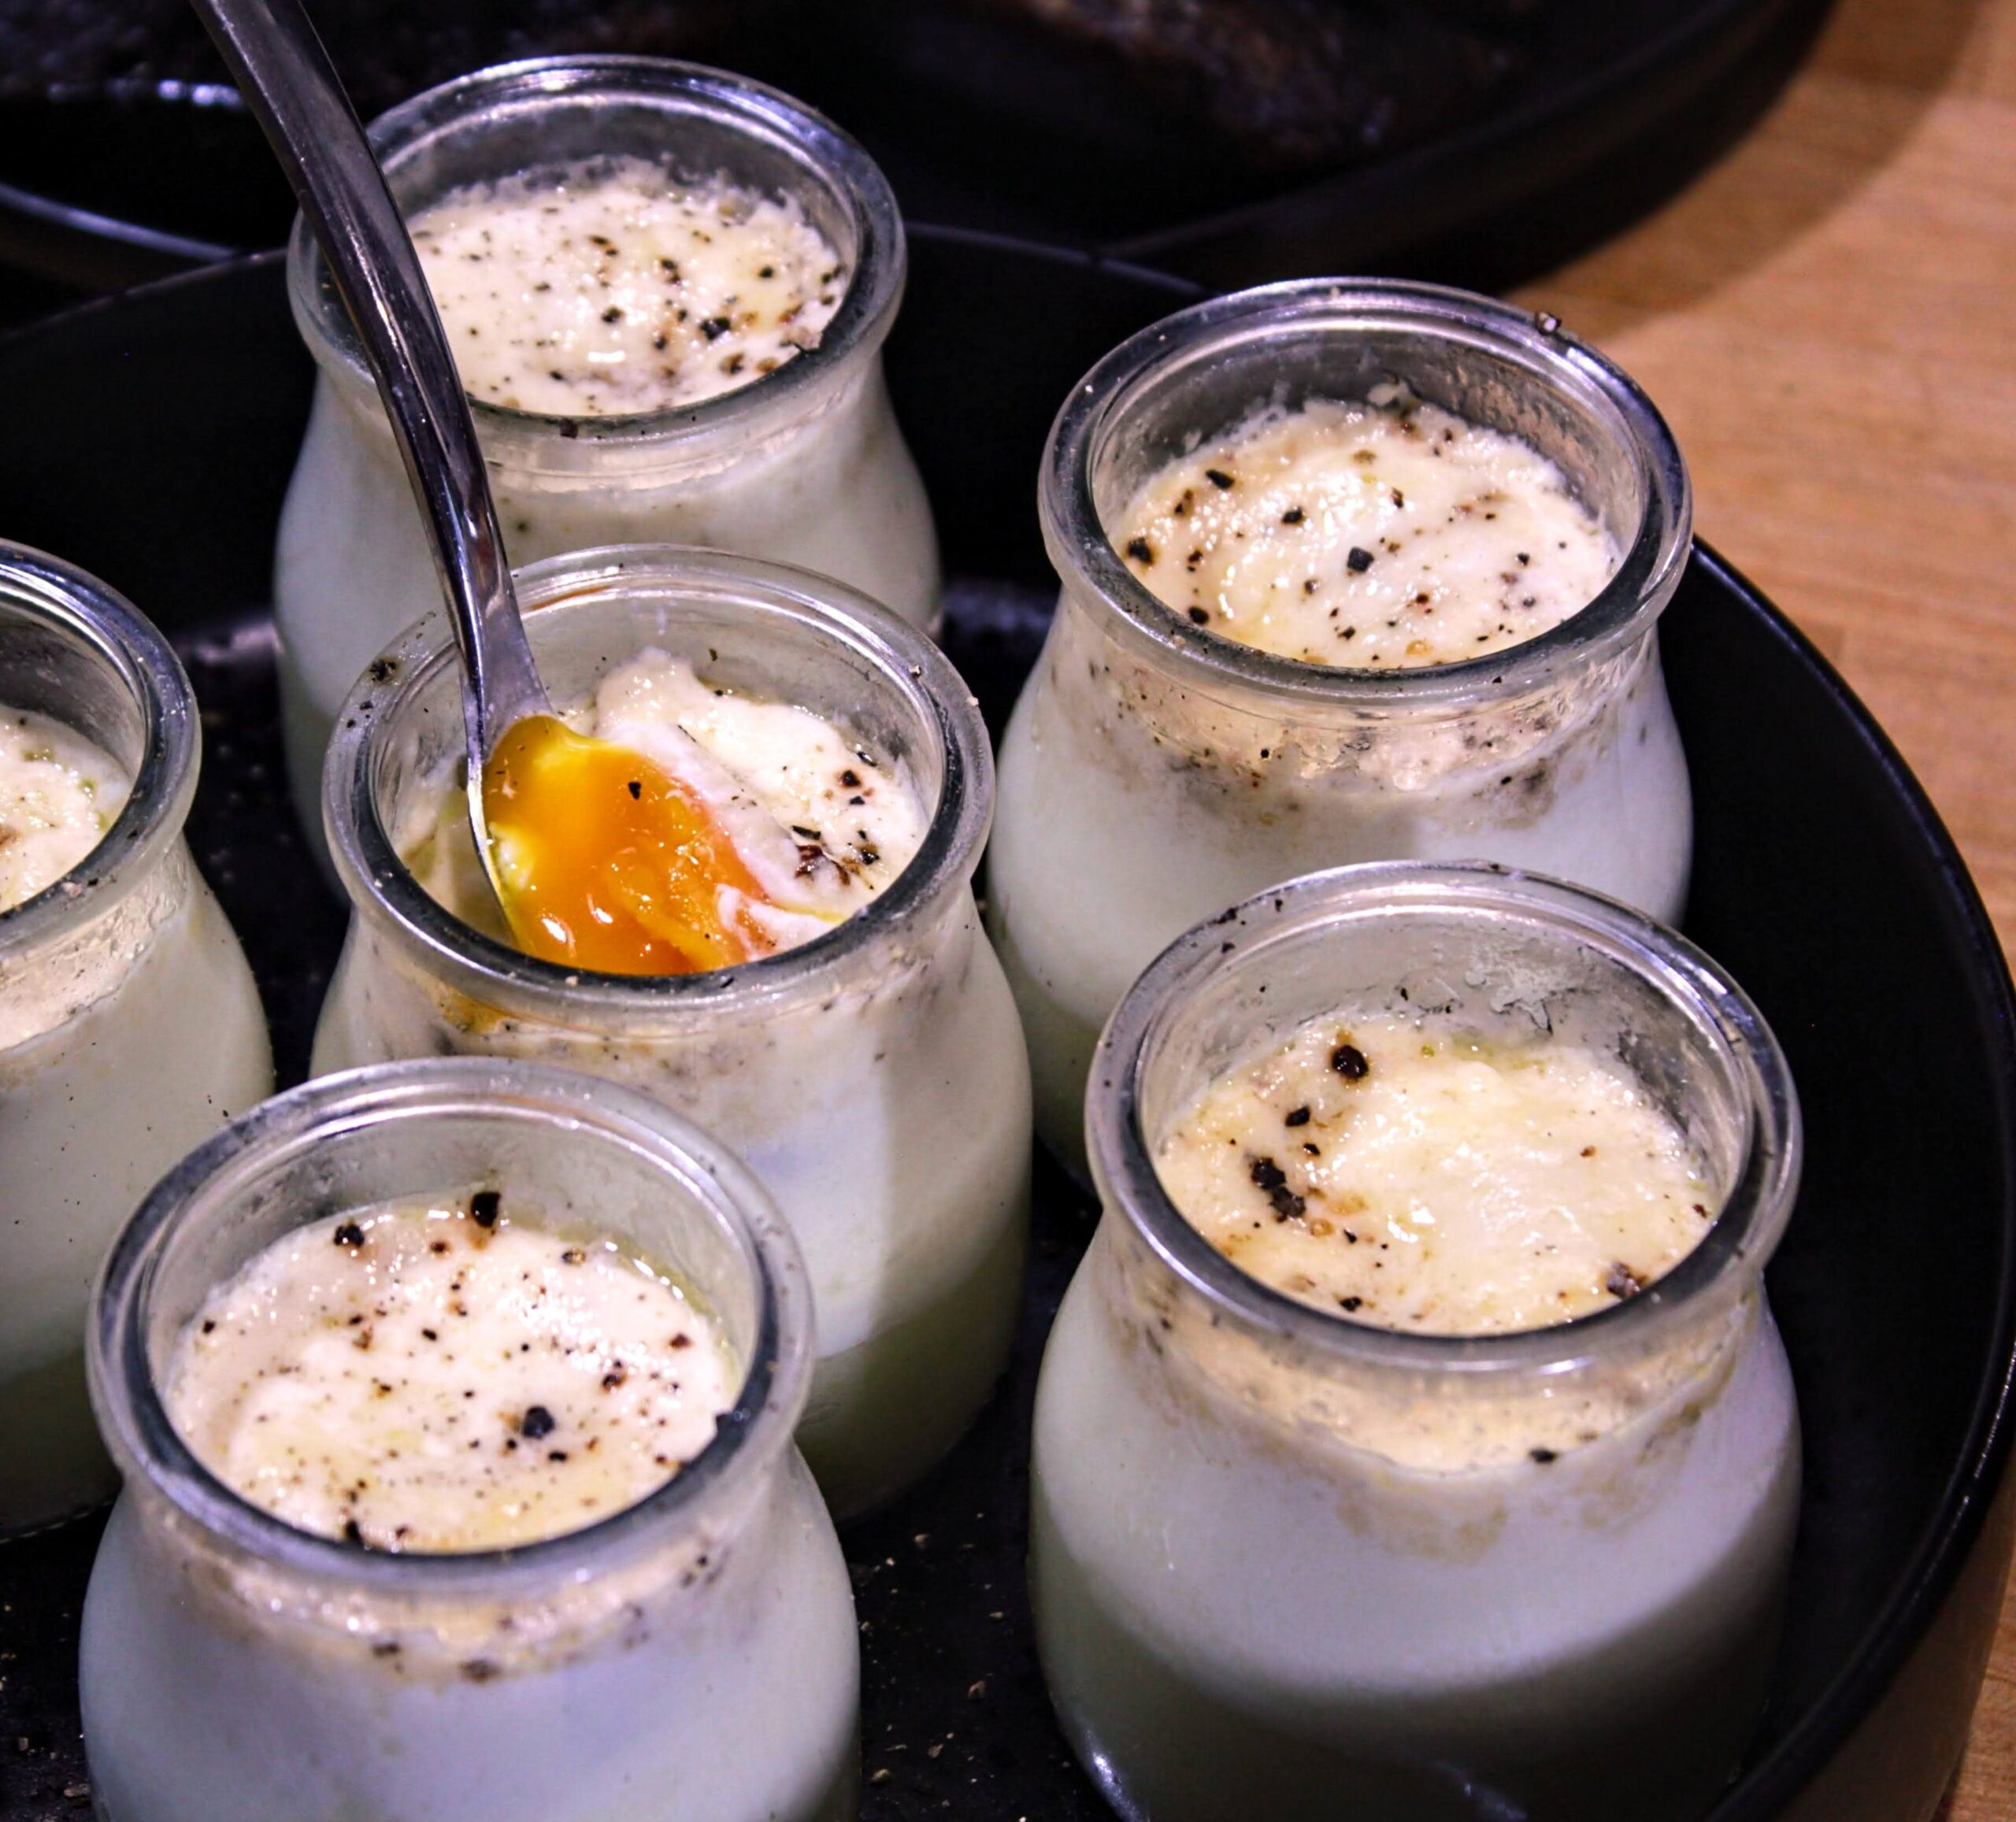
[0,706,129,912]
[168,1196,734,1552]
[412,160,845,417]
[413,648,927,961]
[1114,396,1618,667]
[1158,1013,1713,1335]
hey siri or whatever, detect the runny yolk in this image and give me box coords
[480,713,779,976]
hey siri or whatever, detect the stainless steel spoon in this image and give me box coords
[190,0,547,907]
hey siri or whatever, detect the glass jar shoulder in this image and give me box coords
[1032,1224,1799,1678]
[81,1450,858,1822]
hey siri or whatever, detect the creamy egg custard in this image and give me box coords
[991,285,1695,1172]
[168,1193,734,1551]
[80,1064,858,1822]
[1114,394,1618,667]
[275,66,940,865]
[1030,869,1799,1822]
[1157,1013,1712,1335]
[317,560,1030,1519]
[0,563,272,1538]
[413,161,843,416]
[0,708,129,910]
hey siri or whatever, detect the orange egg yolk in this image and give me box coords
[480,714,779,976]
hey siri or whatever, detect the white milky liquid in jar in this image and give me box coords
[167,1193,736,1551]
[80,1062,859,1822]
[1155,1011,1714,1337]
[274,72,942,868]
[1114,394,1620,668]
[410,161,846,417]
[1,625,272,1536]
[1029,867,1801,1822]
[0,706,130,910]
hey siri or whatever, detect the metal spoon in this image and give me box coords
[190,0,547,910]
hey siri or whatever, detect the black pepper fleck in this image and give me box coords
[1347,546,1375,573]
[1247,1154,1306,1222]
[1331,1043,1370,1079]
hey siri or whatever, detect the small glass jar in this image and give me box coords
[1031,863,1801,1822]
[0,543,271,1536]
[82,1057,858,1822]
[988,280,1694,1169]
[274,55,941,854]
[313,546,1030,1519]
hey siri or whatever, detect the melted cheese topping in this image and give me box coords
[1155,1013,1714,1335]
[0,707,129,913]
[411,159,846,417]
[166,1195,736,1552]
[427,648,926,974]
[1113,394,1618,668]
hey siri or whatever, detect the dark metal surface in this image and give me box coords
[0,239,2011,1822]
[0,0,1831,297]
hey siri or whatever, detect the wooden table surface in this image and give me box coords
[1514,0,2016,1811]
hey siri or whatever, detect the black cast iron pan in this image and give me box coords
[0,0,1831,301]
[0,231,2010,1822]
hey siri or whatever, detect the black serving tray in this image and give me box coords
[0,0,1833,304]
[0,235,2012,1822]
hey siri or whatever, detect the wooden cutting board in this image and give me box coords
[1515,0,2016,1812]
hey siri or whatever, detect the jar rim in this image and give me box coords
[323,545,992,1027]
[87,1057,813,1594]
[287,55,906,447]
[1087,862,1801,1376]
[1040,278,1693,710]
[0,540,197,961]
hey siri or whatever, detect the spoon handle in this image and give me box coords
[190,0,548,748]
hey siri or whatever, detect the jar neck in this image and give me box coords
[1043,573,1662,771]
[1086,863,1800,1458]
[90,1061,810,1608]
[0,542,198,969]
[324,547,992,1038]
[1040,278,1692,722]
[287,56,905,477]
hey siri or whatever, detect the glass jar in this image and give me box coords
[988,279,1694,1170]
[1031,863,1801,1822]
[313,546,1030,1519]
[0,543,271,1536]
[82,1057,858,1822]
[274,55,940,855]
